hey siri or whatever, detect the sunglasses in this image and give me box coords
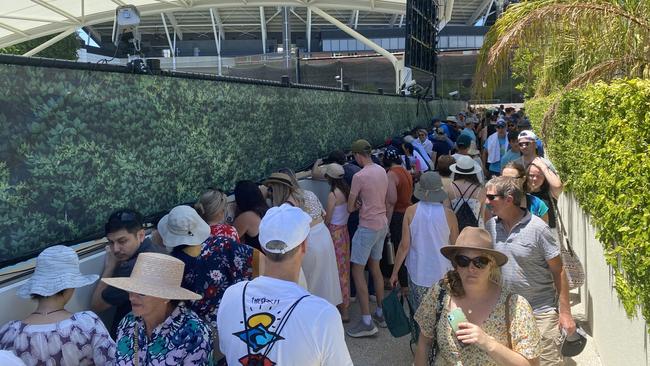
[454,255,491,269]
[518,142,531,147]
[486,193,503,201]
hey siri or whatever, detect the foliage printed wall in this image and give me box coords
[0,62,463,264]
[526,79,650,325]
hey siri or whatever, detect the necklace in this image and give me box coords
[32,309,66,316]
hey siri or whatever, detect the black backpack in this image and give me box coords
[451,182,480,230]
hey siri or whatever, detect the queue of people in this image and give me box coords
[0,107,581,366]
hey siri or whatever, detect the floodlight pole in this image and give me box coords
[310,7,403,93]
[209,8,223,75]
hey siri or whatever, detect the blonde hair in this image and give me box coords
[195,189,227,223]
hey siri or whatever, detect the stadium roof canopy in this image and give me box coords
[0,0,493,49]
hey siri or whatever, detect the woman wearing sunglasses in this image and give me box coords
[413,227,541,366]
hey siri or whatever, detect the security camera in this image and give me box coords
[112,5,141,51]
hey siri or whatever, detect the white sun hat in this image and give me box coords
[17,245,99,299]
[157,205,211,248]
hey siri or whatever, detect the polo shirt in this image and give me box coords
[485,211,560,314]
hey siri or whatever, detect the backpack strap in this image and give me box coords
[505,293,513,349]
[451,182,480,212]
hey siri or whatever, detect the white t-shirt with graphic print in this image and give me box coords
[217,276,353,366]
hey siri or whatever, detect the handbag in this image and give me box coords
[382,287,411,337]
[552,198,585,289]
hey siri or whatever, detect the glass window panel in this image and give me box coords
[398,37,405,49]
[323,39,331,51]
[439,36,448,48]
[457,36,467,48]
[476,36,484,47]
[448,36,457,48]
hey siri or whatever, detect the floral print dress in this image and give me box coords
[415,283,541,366]
[0,311,115,366]
[115,303,212,365]
[173,235,253,330]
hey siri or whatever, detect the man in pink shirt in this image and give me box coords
[346,139,389,338]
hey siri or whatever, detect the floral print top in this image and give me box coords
[415,283,541,366]
[0,311,115,366]
[173,235,253,330]
[115,303,212,366]
[209,223,240,242]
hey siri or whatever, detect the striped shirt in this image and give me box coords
[485,210,560,313]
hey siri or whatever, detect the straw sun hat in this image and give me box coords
[102,252,201,300]
[18,245,99,299]
[440,227,508,266]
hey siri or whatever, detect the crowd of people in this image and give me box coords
[0,105,581,366]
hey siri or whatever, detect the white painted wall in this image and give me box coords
[558,193,649,366]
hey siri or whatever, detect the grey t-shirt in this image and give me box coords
[485,211,560,313]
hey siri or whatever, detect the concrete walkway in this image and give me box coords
[344,289,602,365]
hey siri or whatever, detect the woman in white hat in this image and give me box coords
[323,163,352,321]
[158,205,253,336]
[0,245,115,365]
[390,171,459,311]
[445,155,487,230]
[413,227,541,366]
[103,252,213,365]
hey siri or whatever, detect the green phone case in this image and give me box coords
[447,307,467,332]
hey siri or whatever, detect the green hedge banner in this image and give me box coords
[0,61,463,264]
[526,79,650,325]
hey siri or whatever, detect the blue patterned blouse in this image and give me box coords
[115,303,213,365]
[173,235,253,330]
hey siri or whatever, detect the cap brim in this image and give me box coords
[101,277,201,300]
[440,246,508,266]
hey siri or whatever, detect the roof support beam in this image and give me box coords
[85,25,101,42]
[110,0,127,6]
[210,8,225,39]
[209,8,222,75]
[259,6,267,54]
[164,12,183,40]
[22,27,76,56]
[290,8,306,24]
[353,10,359,29]
[399,14,404,27]
[0,22,29,37]
[310,6,402,93]
[31,0,81,24]
[467,0,493,25]
[306,7,312,53]
[266,7,282,24]
[160,13,175,57]
[437,0,454,31]
[389,14,398,27]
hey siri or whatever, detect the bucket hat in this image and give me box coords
[450,155,481,176]
[263,172,295,188]
[259,203,312,254]
[18,245,99,299]
[102,252,201,300]
[414,171,448,203]
[324,163,344,179]
[561,326,588,357]
[157,205,210,248]
[440,227,508,266]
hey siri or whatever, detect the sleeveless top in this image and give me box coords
[330,203,349,226]
[390,165,414,213]
[406,202,452,287]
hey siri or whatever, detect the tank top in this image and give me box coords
[390,166,413,213]
[406,202,452,287]
[330,203,349,226]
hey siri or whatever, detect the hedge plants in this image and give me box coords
[0,61,463,264]
[525,79,650,324]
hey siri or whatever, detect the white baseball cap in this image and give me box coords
[518,130,538,142]
[259,203,311,254]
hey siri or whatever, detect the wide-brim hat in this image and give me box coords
[450,155,481,175]
[440,227,508,266]
[158,205,210,248]
[414,171,448,203]
[263,172,295,188]
[102,252,201,300]
[18,245,99,299]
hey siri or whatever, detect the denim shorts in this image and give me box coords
[351,225,388,265]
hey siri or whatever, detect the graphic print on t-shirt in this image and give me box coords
[232,291,308,366]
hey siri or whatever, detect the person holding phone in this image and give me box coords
[413,227,541,366]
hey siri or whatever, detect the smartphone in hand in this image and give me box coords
[447,307,467,333]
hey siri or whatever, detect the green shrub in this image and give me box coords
[526,79,650,324]
[0,62,464,263]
